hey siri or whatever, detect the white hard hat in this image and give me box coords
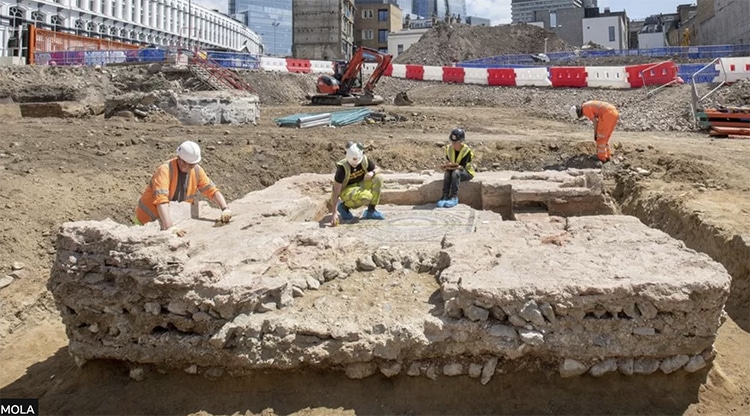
[345,142,364,167]
[568,105,580,119]
[176,140,201,164]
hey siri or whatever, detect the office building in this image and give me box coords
[0,0,261,53]
[511,0,586,23]
[230,0,292,56]
[293,0,355,60]
[354,1,402,53]
[412,0,467,20]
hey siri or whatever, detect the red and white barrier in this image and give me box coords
[286,58,311,73]
[549,66,587,88]
[463,68,488,85]
[715,57,750,83]
[255,57,697,90]
[442,67,465,83]
[259,57,288,72]
[310,60,334,75]
[419,65,440,81]
[515,67,552,87]
[626,61,678,88]
[389,63,407,78]
[586,66,630,89]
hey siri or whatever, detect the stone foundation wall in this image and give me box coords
[47,173,730,381]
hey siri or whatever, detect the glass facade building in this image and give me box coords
[412,0,467,20]
[229,0,292,56]
[394,0,413,17]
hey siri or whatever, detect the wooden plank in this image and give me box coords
[703,112,750,120]
[704,107,750,113]
[706,121,750,128]
[710,126,750,136]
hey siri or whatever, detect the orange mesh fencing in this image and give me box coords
[30,26,139,64]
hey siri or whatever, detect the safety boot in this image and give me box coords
[337,202,354,221]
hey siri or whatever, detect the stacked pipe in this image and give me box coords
[297,113,331,129]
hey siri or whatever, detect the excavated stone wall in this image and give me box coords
[48,171,730,381]
[156,90,260,125]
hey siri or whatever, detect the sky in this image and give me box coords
[194,0,690,26]
[462,0,689,25]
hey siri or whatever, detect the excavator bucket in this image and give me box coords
[394,91,414,106]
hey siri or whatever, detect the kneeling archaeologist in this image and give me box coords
[329,141,385,226]
[135,140,232,236]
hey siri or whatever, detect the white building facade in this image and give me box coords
[582,14,626,50]
[0,0,262,53]
[387,28,428,58]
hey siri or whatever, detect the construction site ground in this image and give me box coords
[1,67,750,415]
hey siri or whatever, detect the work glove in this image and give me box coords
[220,208,232,224]
[167,227,187,237]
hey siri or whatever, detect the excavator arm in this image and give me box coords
[338,46,392,96]
[361,48,393,95]
[309,46,403,106]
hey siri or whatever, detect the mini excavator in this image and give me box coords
[308,46,411,106]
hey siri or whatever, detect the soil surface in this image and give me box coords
[1,67,750,415]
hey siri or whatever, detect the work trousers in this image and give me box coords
[442,169,472,199]
[340,175,383,209]
[595,109,620,162]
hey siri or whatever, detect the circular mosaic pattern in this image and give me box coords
[353,206,476,242]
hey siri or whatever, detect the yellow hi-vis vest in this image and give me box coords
[445,144,475,177]
[336,156,369,189]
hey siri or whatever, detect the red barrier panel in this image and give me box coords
[549,66,588,87]
[286,58,311,73]
[487,68,516,86]
[442,67,465,83]
[405,65,425,80]
[626,61,677,87]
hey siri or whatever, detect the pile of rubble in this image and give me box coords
[374,76,698,132]
[701,78,750,109]
[394,22,573,66]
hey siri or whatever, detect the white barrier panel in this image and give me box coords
[514,67,551,87]
[586,66,630,89]
[390,64,407,79]
[260,57,288,72]
[422,65,443,81]
[310,60,334,74]
[715,57,750,83]
[463,68,489,85]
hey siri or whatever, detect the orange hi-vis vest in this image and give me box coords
[581,100,618,122]
[135,158,218,225]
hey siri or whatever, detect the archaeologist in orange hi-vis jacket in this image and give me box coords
[569,100,620,163]
[134,141,231,236]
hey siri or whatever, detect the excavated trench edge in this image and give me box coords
[612,175,750,330]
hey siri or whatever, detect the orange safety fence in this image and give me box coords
[29,25,139,64]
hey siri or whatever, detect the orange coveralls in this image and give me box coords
[135,158,218,225]
[582,100,619,162]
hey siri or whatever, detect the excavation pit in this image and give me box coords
[48,170,731,382]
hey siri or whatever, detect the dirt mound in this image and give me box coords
[0,66,117,105]
[394,22,573,66]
